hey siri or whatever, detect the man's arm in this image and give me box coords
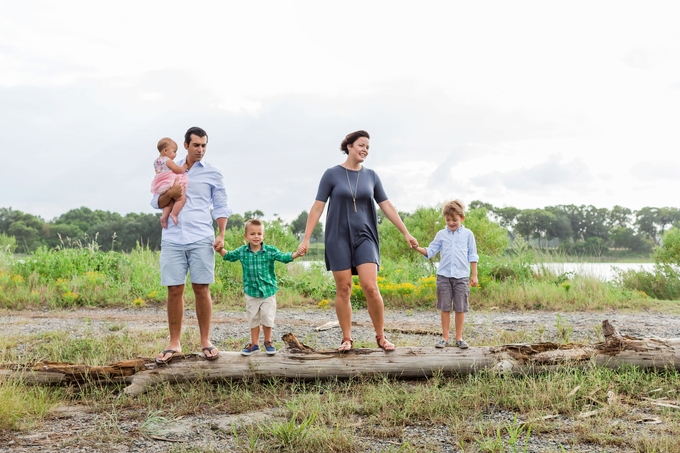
[213,217,228,251]
[157,179,184,209]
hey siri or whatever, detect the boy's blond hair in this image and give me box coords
[157,137,177,153]
[442,199,466,218]
[244,218,264,233]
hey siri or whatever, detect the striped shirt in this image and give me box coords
[423,225,479,279]
[222,243,293,298]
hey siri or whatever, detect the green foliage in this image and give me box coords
[0,233,17,254]
[654,227,680,265]
[463,208,510,256]
[12,245,130,282]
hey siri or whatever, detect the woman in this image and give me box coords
[298,130,418,351]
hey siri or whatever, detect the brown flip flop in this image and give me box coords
[202,346,220,361]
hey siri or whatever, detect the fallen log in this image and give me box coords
[2,321,678,396]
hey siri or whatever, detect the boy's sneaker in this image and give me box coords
[455,340,469,349]
[241,343,260,356]
[435,339,450,348]
[264,341,276,355]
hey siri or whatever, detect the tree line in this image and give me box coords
[469,202,680,255]
[1,203,678,256]
[0,207,324,254]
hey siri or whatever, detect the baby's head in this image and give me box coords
[442,199,466,232]
[157,137,178,159]
[244,219,265,247]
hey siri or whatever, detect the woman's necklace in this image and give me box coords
[345,167,361,212]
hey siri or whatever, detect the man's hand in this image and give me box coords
[213,237,225,252]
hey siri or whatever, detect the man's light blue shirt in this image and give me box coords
[151,158,232,245]
[423,225,479,279]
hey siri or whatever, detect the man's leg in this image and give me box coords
[157,284,185,362]
[193,283,217,358]
[158,240,189,362]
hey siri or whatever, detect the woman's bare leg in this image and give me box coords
[332,269,353,343]
[356,263,393,349]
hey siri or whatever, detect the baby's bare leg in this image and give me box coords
[169,194,186,225]
[160,202,174,229]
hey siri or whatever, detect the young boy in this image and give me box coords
[218,219,305,355]
[412,199,478,349]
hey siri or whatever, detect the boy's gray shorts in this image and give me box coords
[160,236,215,286]
[436,275,469,313]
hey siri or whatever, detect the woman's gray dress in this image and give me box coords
[315,165,388,274]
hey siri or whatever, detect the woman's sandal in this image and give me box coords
[376,334,395,351]
[338,338,353,352]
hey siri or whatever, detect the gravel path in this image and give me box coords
[2,307,679,452]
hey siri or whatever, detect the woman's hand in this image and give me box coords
[297,240,310,256]
[405,233,418,249]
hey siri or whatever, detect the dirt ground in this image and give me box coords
[2,307,680,452]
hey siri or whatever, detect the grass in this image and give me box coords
[2,364,679,451]
[2,323,680,451]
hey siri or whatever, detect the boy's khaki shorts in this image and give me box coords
[436,275,469,313]
[245,295,277,328]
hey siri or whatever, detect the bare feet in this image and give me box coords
[160,216,168,229]
[170,214,179,225]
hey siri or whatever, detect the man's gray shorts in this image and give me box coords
[160,236,215,286]
[436,275,469,313]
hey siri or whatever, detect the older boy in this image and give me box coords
[217,219,306,355]
[412,199,478,349]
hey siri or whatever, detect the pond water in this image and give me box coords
[533,262,655,281]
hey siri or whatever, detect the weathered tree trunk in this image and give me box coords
[2,321,679,396]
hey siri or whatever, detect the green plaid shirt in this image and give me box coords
[222,243,294,298]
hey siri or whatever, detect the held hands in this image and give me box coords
[295,242,309,258]
[405,234,419,249]
[213,236,225,253]
[470,275,479,287]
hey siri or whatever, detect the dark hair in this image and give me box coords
[184,126,208,145]
[340,130,370,154]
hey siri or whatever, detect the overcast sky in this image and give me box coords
[1,1,679,222]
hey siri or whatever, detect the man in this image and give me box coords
[151,126,231,364]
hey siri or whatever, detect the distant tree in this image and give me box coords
[634,207,680,245]
[291,210,323,242]
[244,210,264,220]
[53,207,122,233]
[227,213,245,231]
[515,209,556,247]
[469,200,494,211]
[610,226,653,254]
[608,205,633,228]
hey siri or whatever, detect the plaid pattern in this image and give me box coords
[222,243,293,298]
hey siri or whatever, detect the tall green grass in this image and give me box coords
[0,232,676,311]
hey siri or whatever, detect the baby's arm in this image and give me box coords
[165,159,188,175]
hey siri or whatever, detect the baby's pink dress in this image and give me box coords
[150,157,189,194]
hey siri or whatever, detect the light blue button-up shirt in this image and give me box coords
[151,158,232,245]
[424,225,479,278]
